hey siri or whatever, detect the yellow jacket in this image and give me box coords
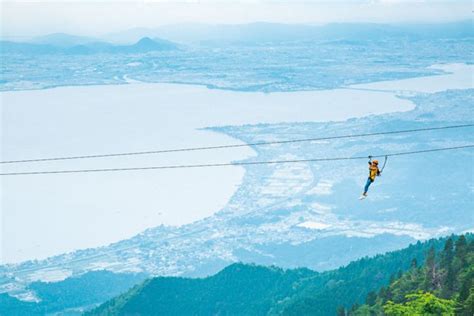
[369,163,380,181]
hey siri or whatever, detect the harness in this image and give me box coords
[368,155,388,174]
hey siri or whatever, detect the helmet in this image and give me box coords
[372,160,379,165]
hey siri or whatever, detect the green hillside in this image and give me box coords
[348,235,473,316]
[0,271,147,315]
[87,234,472,315]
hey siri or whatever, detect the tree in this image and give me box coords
[440,237,454,269]
[440,237,455,298]
[350,304,371,316]
[351,235,473,316]
[384,292,455,316]
[365,291,377,306]
[441,265,456,299]
[390,273,396,284]
[350,303,360,314]
[423,246,438,292]
[459,286,474,316]
[336,305,346,316]
[468,240,474,253]
[458,272,473,303]
[454,235,468,269]
[379,287,388,303]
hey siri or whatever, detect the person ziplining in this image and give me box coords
[359,156,386,200]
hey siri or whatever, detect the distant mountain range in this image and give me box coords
[1,21,472,53]
[30,33,100,47]
[102,20,473,45]
[0,36,179,54]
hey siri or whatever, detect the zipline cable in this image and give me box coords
[1,124,473,164]
[5,145,474,274]
[380,156,388,174]
[1,145,473,176]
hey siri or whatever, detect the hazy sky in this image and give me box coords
[1,0,472,37]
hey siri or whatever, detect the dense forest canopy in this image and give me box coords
[348,235,473,316]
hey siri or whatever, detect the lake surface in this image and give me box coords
[1,63,471,263]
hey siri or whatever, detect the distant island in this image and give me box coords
[0,36,179,55]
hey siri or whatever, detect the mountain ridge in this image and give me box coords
[86,234,473,316]
[102,20,473,44]
[1,36,179,54]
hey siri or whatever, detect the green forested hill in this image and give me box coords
[348,235,473,316]
[87,234,473,316]
[87,264,315,316]
[0,271,147,315]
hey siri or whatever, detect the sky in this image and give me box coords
[1,0,472,38]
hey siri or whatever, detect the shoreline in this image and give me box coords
[1,63,471,264]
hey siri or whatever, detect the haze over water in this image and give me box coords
[1,64,471,263]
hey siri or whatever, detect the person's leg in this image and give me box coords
[364,178,373,194]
